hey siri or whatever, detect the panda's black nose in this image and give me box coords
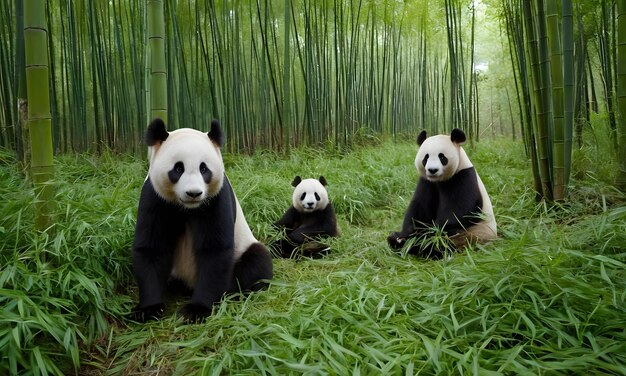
[186,190,202,198]
[428,168,439,174]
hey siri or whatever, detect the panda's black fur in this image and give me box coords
[387,128,497,258]
[272,176,339,258]
[131,119,273,322]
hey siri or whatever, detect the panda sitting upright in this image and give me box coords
[388,128,497,258]
[131,118,273,322]
[272,176,339,258]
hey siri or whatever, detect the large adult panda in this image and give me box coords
[131,118,273,322]
[272,176,339,258]
[387,128,497,258]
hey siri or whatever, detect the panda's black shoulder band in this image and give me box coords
[145,118,169,146]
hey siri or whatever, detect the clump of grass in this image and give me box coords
[0,151,139,375]
[1,137,625,375]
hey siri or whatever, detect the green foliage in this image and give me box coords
[0,150,139,375]
[1,138,625,375]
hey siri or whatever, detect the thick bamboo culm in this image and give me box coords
[24,0,54,230]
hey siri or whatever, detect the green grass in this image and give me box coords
[1,137,625,375]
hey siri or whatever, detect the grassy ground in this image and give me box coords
[1,136,625,375]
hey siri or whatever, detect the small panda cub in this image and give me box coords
[131,118,273,322]
[272,176,339,258]
[388,128,497,258]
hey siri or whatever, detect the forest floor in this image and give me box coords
[1,135,625,375]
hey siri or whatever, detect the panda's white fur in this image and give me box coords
[415,135,473,182]
[149,128,225,208]
[388,128,496,257]
[170,198,257,288]
[292,178,330,213]
[131,119,272,322]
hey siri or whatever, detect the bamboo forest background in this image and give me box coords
[0,0,522,154]
[0,0,623,157]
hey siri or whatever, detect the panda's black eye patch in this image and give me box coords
[300,193,306,201]
[169,162,185,183]
[438,153,448,166]
[314,193,320,201]
[422,154,429,167]
[199,162,212,183]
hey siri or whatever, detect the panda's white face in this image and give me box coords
[415,129,471,183]
[149,128,224,209]
[292,178,329,213]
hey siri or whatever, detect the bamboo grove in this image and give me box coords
[0,0,481,155]
[0,1,625,194]
[502,0,626,200]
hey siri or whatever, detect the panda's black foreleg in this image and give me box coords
[130,303,165,322]
[387,231,407,250]
[406,243,444,259]
[271,237,299,258]
[179,248,234,322]
[230,242,273,293]
[130,248,172,322]
[388,231,445,259]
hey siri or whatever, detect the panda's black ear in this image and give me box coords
[318,176,328,186]
[145,118,169,146]
[291,176,302,187]
[208,119,224,148]
[451,128,466,144]
[417,130,427,146]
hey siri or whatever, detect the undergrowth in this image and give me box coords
[1,137,625,375]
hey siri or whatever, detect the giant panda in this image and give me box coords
[272,176,339,258]
[131,118,273,322]
[387,128,497,258]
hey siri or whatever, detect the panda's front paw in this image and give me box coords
[179,303,212,323]
[387,232,406,250]
[129,303,165,323]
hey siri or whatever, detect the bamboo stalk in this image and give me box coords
[24,0,54,231]
[147,0,167,121]
[617,0,626,190]
[15,0,27,164]
[546,1,564,201]
[282,0,292,151]
[528,0,554,200]
[562,0,574,193]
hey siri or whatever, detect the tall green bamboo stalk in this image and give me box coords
[468,1,477,143]
[24,0,54,231]
[523,0,550,199]
[0,1,15,150]
[147,0,166,121]
[16,0,28,165]
[617,0,626,190]
[282,0,291,151]
[546,1,565,200]
[599,1,616,146]
[562,0,574,191]
[573,8,587,148]
[535,0,554,201]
